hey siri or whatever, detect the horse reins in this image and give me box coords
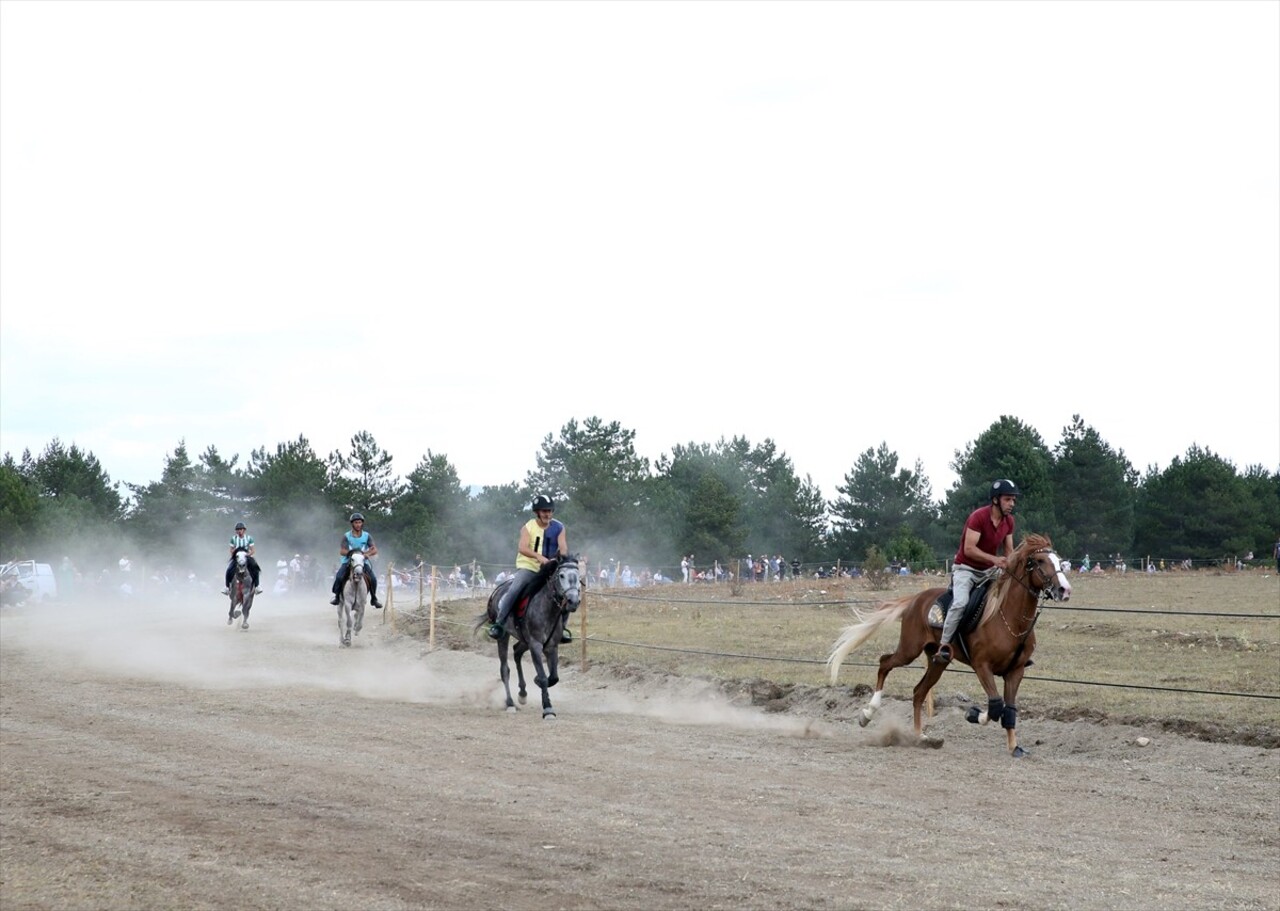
[994,548,1056,640]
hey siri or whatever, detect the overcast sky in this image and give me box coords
[2,0,1277,504]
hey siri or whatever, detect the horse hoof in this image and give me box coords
[240,621,249,630]
[232,610,241,619]
[919,734,945,749]
[1011,746,1029,759]
[506,705,518,714]
[967,706,983,724]
[547,675,559,688]
[518,695,527,706]
[543,711,556,720]
[858,708,874,727]
[227,616,233,625]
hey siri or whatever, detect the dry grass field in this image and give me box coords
[415,567,1280,746]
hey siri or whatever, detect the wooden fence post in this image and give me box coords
[428,564,438,652]
[385,563,394,628]
[580,559,588,672]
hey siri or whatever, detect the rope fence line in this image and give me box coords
[406,606,1279,703]
[586,588,1280,620]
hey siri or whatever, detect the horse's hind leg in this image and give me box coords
[912,663,948,739]
[513,646,529,706]
[498,640,516,712]
[858,646,922,728]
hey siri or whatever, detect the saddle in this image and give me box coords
[926,578,994,635]
[512,575,552,623]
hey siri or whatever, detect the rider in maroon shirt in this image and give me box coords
[937,479,1018,664]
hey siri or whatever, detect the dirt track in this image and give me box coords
[1,597,1276,911]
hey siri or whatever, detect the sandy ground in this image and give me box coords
[1,596,1276,911]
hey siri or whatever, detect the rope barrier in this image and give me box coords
[414,599,1280,702]
[1041,605,1278,620]
[591,589,1279,620]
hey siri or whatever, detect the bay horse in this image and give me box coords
[227,550,255,630]
[827,534,1071,757]
[337,551,368,647]
[474,554,582,719]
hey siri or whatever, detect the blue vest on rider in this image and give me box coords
[341,530,372,565]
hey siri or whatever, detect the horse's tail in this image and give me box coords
[826,596,913,685]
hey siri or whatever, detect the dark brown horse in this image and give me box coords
[827,534,1071,756]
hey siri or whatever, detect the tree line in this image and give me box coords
[2,414,1276,580]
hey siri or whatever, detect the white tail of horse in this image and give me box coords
[826,596,913,684]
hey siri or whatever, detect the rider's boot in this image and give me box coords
[368,572,382,609]
[936,607,961,665]
[489,587,517,639]
[487,606,508,640]
[221,588,230,596]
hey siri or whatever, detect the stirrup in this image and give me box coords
[560,628,573,644]
[934,644,953,665]
[220,589,230,596]
[254,588,263,594]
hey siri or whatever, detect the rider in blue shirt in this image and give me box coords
[329,513,383,609]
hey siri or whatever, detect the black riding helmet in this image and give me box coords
[990,479,1020,502]
[531,494,554,512]
[235,522,246,530]
[349,512,364,523]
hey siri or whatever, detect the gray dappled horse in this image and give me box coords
[475,554,582,718]
[338,551,368,647]
[227,550,255,630]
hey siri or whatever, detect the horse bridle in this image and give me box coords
[1013,548,1060,600]
[995,548,1058,640]
[549,560,579,609]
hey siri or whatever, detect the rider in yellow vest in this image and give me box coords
[488,494,571,643]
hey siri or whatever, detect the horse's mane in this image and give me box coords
[989,533,1053,601]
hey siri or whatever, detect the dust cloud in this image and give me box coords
[0,596,494,708]
[3,595,868,743]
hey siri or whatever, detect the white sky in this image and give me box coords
[2,0,1277,503]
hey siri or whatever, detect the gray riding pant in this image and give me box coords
[495,568,538,624]
[940,564,984,646]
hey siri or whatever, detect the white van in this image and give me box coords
[0,561,58,604]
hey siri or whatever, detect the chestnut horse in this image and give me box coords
[827,534,1071,756]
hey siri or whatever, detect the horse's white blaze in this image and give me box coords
[1045,551,1072,600]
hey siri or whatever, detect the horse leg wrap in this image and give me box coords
[1001,704,1018,730]
[988,697,1005,725]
